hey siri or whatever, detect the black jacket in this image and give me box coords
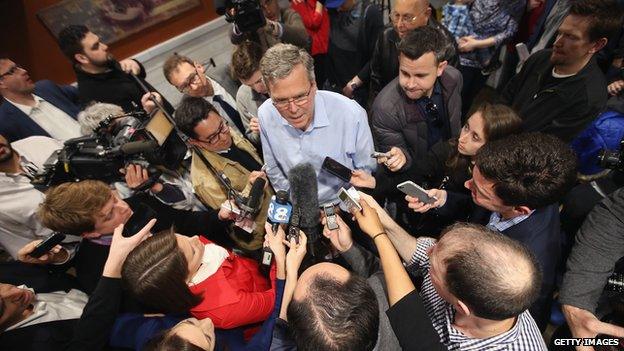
[370,19,459,97]
[500,49,607,142]
[370,66,462,171]
[326,0,384,88]
[74,60,174,114]
[0,264,122,351]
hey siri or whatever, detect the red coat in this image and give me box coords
[291,0,330,55]
[189,237,275,330]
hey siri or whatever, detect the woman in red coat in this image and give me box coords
[290,0,330,87]
[121,230,276,336]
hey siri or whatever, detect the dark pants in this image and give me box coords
[459,65,489,120]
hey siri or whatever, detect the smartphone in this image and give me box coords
[29,233,66,258]
[322,157,352,183]
[338,187,362,212]
[122,203,157,237]
[323,204,339,230]
[516,43,530,62]
[397,181,437,205]
[371,151,390,158]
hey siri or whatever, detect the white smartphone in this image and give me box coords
[397,181,437,205]
[338,187,362,212]
[516,43,530,62]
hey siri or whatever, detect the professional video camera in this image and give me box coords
[214,0,266,33]
[599,138,624,172]
[31,109,187,187]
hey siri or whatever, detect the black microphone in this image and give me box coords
[238,177,266,217]
[102,140,158,157]
[288,163,320,244]
[262,190,293,269]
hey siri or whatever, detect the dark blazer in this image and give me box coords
[0,80,80,142]
[0,277,124,351]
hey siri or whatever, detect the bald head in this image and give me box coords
[288,263,379,351]
[436,223,542,320]
[392,0,430,38]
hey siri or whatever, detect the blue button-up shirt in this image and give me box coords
[259,90,376,204]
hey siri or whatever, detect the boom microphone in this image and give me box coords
[288,163,320,244]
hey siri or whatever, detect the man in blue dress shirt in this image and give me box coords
[258,43,376,205]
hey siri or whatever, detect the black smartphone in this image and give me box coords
[122,203,157,237]
[323,204,339,230]
[29,233,66,258]
[322,157,352,182]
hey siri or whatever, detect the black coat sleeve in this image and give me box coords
[386,290,447,351]
[65,277,122,351]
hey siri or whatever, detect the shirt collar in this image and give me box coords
[4,95,43,115]
[487,211,534,232]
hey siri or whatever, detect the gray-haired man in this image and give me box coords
[257,44,376,204]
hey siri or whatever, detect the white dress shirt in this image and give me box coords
[5,95,81,141]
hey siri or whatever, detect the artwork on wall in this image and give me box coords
[38,0,202,44]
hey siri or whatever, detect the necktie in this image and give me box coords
[212,95,246,135]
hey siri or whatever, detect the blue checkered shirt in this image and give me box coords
[406,238,547,350]
[487,211,533,232]
[442,4,474,39]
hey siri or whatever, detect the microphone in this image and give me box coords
[288,163,320,244]
[267,190,292,233]
[238,177,266,217]
[262,190,293,267]
[102,140,158,157]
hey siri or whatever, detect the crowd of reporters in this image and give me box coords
[2,0,624,350]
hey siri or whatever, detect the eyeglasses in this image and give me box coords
[177,68,201,94]
[424,98,443,128]
[272,83,313,109]
[0,64,22,80]
[203,119,229,144]
[389,10,423,24]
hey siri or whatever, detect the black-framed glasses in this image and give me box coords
[424,98,443,128]
[0,64,22,80]
[203,119,229,144]
[177,68,201,94]
[272,83,313,109]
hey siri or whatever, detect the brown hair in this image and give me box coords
[144,330,206,351]
[231,41,264,81]
[37,180,112,236]
[163,54,195,84]
[121,229,202,314]
[446,103,522,174]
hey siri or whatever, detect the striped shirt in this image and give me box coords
[406,238,547,350]
[486,211,533,232]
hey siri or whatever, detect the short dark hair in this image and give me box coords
[440,223,542,320]
[174,96,219,138]
[475,132,577,209]
[397,26,446,62]
[122,229,202,314]
[57,25,89,63]
[568,0,623,42]
[231,41,264,81]
[287,273,379,351]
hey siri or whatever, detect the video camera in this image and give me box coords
[599,138,624,172]
[32,109,187,188]
[214,0,266,33]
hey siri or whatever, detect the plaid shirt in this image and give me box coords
[487,211,533,232]
[407,238,547,350]
[442,4,474,39]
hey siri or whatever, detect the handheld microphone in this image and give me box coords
[288,163,320,244]
[262,190,292,267]
[238,177,266,217]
